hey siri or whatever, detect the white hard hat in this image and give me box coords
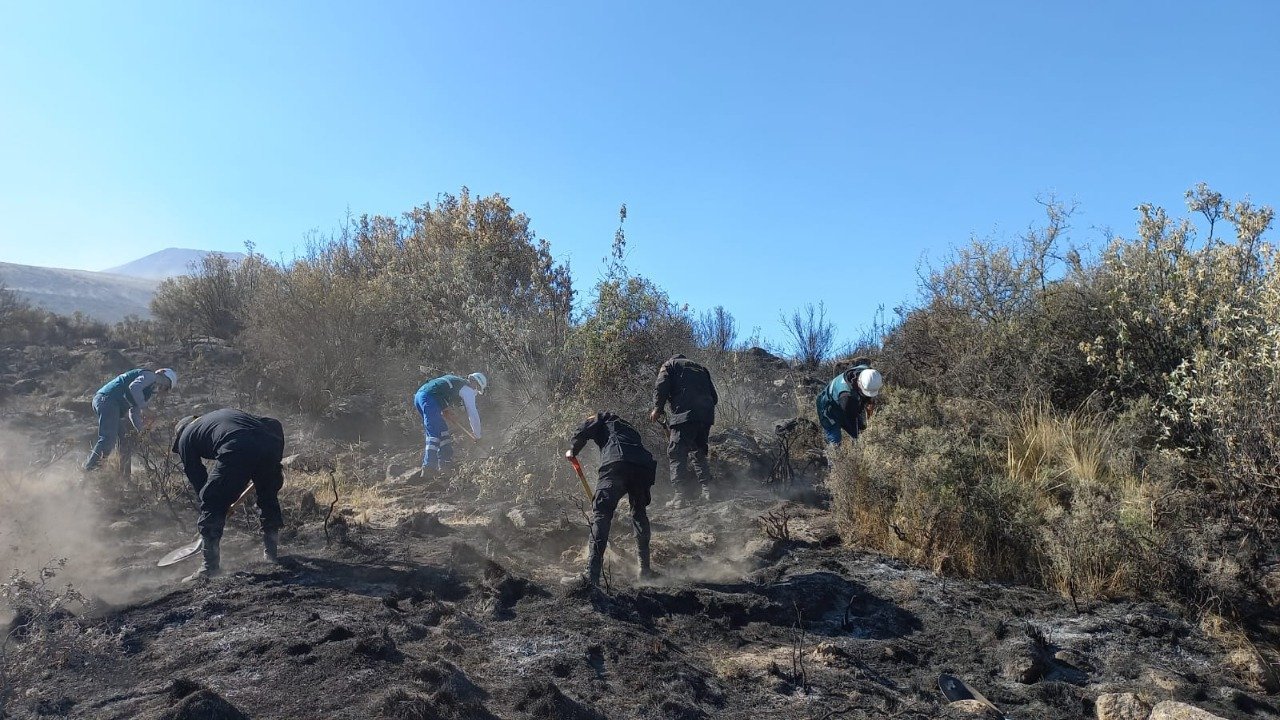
[158,368,178,388]
[856,368,882,398]
[468,372,488,394]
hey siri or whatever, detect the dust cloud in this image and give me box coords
[0,430,168,619]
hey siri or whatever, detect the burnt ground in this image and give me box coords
[4,473,1278,720]
[2,342,1278,719]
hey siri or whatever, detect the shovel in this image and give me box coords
[938,673,1006,718]
[157,483,255,567]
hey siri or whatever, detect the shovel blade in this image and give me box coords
[938,674,1003,717]
[157,535,203,567]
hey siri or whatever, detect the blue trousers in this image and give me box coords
[84,393,127,469]
[414,392,453,470]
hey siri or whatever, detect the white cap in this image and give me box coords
[856,368,882,398]
[468,372,488,394]
[158,368,178,388]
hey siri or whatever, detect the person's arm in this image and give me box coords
[836,392,862,435]
[125,374,153,431]
[652,361,674,419]
[568,415,601,457]
[177,434,208,491]
[458,386,482,439]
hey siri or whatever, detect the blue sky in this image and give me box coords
[2,1,1277,346]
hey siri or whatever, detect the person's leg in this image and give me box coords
[587,473,623,585]
[666,425,696,504]
[192,457,253,577]
[438,426,454,469]
[625,465,655,577]
[250,440,285,561]
[419,396,449,472]
[690,422,713,498]
[84,395,120,470]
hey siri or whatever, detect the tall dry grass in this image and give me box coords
[829,394,1177,602]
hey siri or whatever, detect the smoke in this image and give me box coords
[0,430,171,620]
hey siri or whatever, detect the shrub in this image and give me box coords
[829,393,1174,601]
[695,306,739,354]
[573,207,695,429]
[879,198,1099,408]
[780,302,835,368]
[151,249,273,340]
[0,283,108,346]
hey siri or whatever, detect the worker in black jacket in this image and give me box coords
[650,354,718,507]
[566,411,658,587]
[172,409,286,581]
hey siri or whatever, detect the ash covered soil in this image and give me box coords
[2,342,1277,719]
[7,475,1279,720]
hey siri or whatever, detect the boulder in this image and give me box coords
[1000,635,1050,684]
[11,378,40,395]
[1149,701,1227,719]
[1096,692,1151,720]
[743,346,789,369]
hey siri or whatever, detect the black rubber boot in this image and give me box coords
[637,542,660,579]
[263,528,279,562]
[183,538,221,582]
[586,544,604,587]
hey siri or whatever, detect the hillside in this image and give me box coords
[104,248,246,281]
[0,341,1275,720]
[0,261,157,323]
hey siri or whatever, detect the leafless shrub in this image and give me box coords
[757,508,793,541]
[789,601,808,692]
[780,302,835,368]
[695,306,738,354]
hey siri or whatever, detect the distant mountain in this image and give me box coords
[104,247,246,281]
[0,261,158,324]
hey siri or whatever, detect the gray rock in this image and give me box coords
[943,699,1002,718]
[11,378,40,395]
[1096,692,1151,720]
[506,506,540,529]
[1000,635,1049,684]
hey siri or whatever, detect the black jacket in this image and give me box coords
[653,355,718,426]
[570,412,656,471]
[173,409,285,489]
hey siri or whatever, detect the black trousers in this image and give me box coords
[191,437,285,543]
[667,421,711,491]
[588,461,654,575]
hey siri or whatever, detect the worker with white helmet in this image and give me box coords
[815,359,882,445]
[412,371,487,475]
[83,367,178,471]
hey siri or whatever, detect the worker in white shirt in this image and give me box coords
[412,372,487,474]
